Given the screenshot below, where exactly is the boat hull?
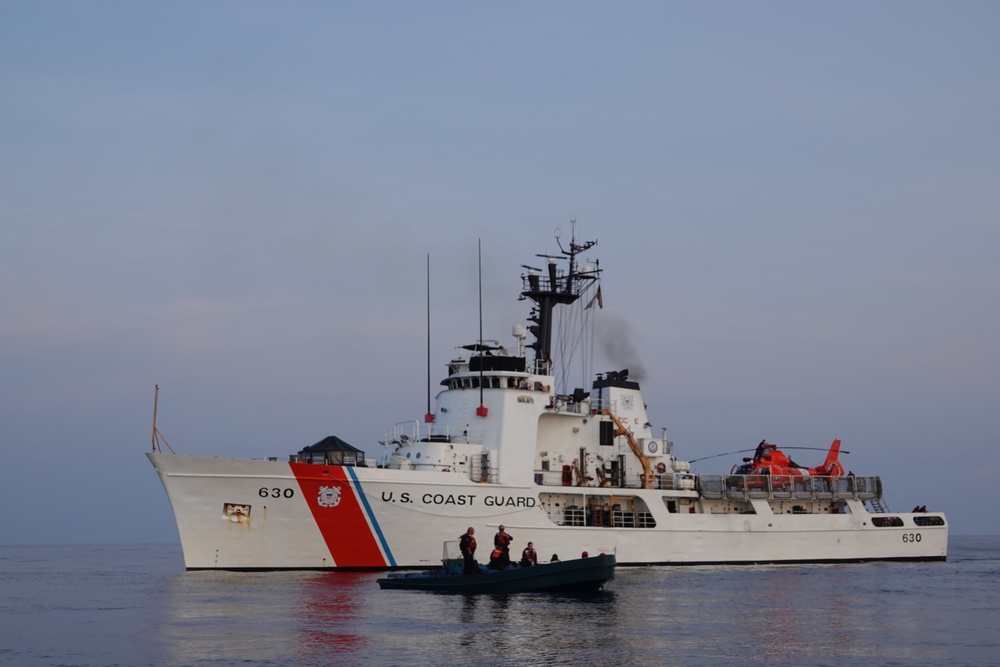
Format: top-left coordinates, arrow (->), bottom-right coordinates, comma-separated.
148,453 -> 948,570
377,554 -> 616,593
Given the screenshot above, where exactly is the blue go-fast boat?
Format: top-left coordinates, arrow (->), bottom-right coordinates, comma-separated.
377,541 -> 615,593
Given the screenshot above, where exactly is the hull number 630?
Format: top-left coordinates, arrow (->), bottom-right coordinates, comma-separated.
259,487 -> 295,498
902,532 -> 922,543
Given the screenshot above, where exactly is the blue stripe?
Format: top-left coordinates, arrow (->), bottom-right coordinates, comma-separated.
345,467 -> 396,567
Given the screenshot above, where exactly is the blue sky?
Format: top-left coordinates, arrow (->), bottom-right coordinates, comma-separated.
2,2 -> 997,543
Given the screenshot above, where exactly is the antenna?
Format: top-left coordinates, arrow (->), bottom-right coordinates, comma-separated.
520,222 -> 600,373
151,384 -> 159,452
424,253 -> 434,423
151,385 -> 176,454
476,239 -> 488,417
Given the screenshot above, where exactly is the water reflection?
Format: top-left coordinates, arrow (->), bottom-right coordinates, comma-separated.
7,541 -> 989,666
155,571 -> 303,664
360,583 -> 620,666
295,572 -> 372,662
457,595 -> 483,650
149,556 -> 971,666
448,590 -> 619,666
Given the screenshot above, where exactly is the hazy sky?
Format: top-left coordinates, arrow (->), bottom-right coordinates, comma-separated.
2,2 -> 998,544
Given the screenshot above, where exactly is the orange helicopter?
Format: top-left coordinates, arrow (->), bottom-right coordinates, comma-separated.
730,439 -> 845,489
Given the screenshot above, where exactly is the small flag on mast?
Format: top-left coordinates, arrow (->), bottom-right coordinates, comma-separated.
585,286 -> 603,309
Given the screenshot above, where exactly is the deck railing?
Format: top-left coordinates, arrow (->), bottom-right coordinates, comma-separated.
531,468 -> 882,503
698,474 -> 882,502
558,505 -> 657,528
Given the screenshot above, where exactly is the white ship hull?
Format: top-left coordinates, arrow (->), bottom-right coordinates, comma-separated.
149,452 -> 947,569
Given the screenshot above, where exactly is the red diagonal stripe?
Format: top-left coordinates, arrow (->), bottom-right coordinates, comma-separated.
290,463 -> 385,567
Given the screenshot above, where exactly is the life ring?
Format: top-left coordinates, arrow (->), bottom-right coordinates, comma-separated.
655,462 -> 667,474
441,467 -> 451,473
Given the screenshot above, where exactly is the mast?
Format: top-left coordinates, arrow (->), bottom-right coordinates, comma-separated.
520,224 -> 599,374
476,239 -> 488,417
424,253 -> 434,423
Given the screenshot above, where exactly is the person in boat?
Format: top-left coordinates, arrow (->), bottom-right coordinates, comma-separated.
488,548 -> 507,570
494,525 -> 513,567
520,541 -> 538,567
459,527 -> 478,575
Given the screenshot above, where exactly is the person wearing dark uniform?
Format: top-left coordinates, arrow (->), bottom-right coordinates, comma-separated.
754,440 -> 768,462
494,525 -> 513,568
520,541 -> 538,567
488,548 -> 506,570
459,527 -> 478,575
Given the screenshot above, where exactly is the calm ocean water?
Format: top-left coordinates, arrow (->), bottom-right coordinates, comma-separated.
1,536 -> 997,667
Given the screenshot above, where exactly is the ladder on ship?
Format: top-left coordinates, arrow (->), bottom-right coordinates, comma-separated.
869,497 -> 889,513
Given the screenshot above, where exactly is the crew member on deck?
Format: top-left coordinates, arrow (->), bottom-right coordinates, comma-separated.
520,541 -> 538,567
754,440 -> 768,461
459,527 -> 478,575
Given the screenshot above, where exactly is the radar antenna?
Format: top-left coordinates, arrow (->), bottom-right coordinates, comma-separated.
519,223 -> 600,373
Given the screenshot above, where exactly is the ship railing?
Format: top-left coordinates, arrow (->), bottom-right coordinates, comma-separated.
533,469 -> 623,487
535,465 -> 616,489
556,505 -> 657,528
698,474 -> 883,502
611,508 -> 657,528
547,395 -> 612,415
563,506 -> 586,526
546,395 -> 613,414
385,422 -> 490,446
532,469 -> 698,491
521,271 -> 587,297
385,420 -> 422,446
533,468 -> 639,488
588,397 -> 613,413
654,474 -> 695,491
550,396 -> 587,414
533,470 -> 565,486
610,509 -> 636,527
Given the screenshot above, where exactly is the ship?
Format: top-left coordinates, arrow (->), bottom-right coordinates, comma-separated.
148,226 -> 948,570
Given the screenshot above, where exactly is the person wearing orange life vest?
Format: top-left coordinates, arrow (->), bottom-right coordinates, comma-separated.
459,527 -> 478,575
520,541 -> 538,567
494,525 -> 513,568
488,548 -> 506,569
